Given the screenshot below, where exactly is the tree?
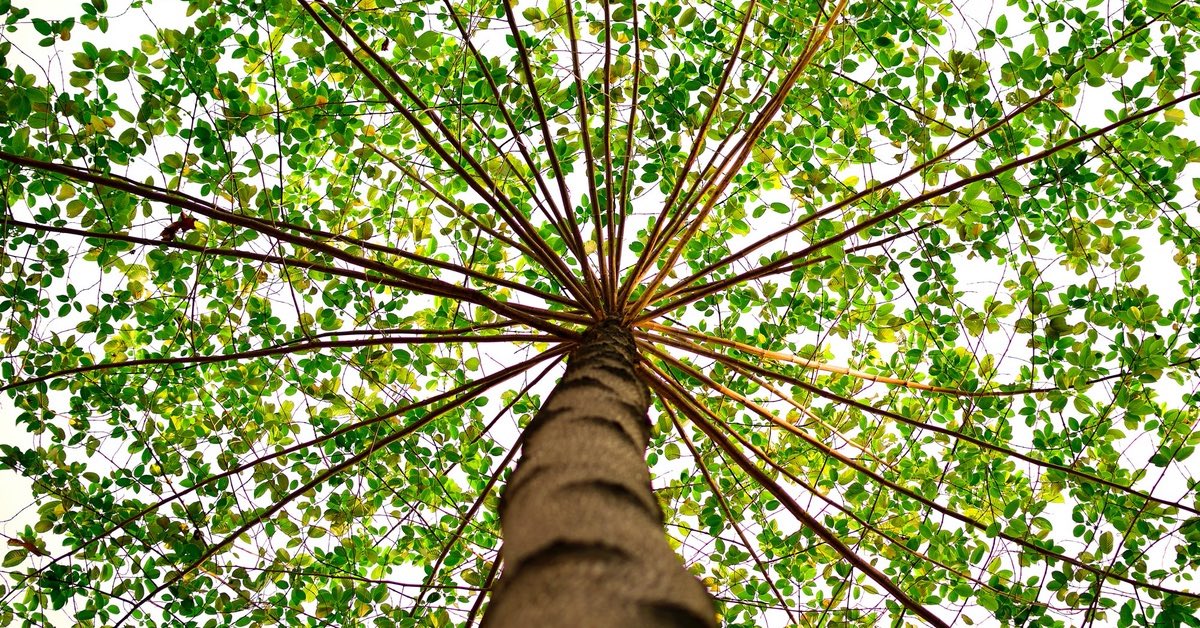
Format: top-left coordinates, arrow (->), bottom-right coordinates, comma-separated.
0,0 -> 1198,625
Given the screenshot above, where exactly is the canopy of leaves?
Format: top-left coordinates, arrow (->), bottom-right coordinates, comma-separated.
1,0 -> 1199,625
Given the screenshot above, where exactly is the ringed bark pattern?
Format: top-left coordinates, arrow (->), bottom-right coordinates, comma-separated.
484,320 -> 717,628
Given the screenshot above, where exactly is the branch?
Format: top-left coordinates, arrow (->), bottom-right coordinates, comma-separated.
21,347 -> 568,585
664,370 -> 1056,615
498,0 -> 598,297
6,216 -> 593,326
647,0 -> 1190,306
411,440 -> 515,613
644,330 -> 1200,517
413,355 -> 565,609
639,87 -> 1200,318
666,403 -> 798,626
601,0 -> 616,312
562,0 -> 610,301
616,0 -> 758,307
641,321 -> 1054,397
1,332 -> 555,393
302,1 -> 600,315
627,0 -> 849,318
643,363 -> 951,628
613,0 -> 643,300
642,341 -> 1200,599
109,342 -> 567,626
439,0 -> 592,276
362,142 -> 548,265
0,151 -> 579,337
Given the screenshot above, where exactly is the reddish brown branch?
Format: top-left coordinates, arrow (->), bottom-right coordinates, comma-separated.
649,1 -> 1190,306
627,0 -> 848,318
613,0 -> 643,301
2,332 -> 555,393
642,363 -> 951,628
666,404 -> 799,626
642,321 -> 1052,397
303,1 -> 600,315
642,341 -> 1200,599
617,0 -> 758,306
643,330 -> 1200,517
663,372 -> 1056,614
497,0 -> 600,299
25,348 -> 567,585
110,344 -> 573,625
0,151 -> 578,337
640,87 -> 1200,318
562,0 -> 611,302
440,0 -> 590,274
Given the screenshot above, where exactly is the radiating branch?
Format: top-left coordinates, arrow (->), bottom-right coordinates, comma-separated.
562,0 -> 611,303
647,0 -> 1190,305
303,1 -> 600,315
1,332 -> 555,393
23,348 -> 567,585
362,143 -> 547,264
641,321 -> 1053,397
666,403 -> 798,626
639,87 -> 1200,319
613,0 -> 643,299
626,0 -> 848,319
109,342 -> 568,626
498,0 -> 599,296
470,355 -> 566,445
0,150 -> 579,337
411,443 -> 515,613
412,356 -> 564,610
661,368 -> 1056,615
5,214 -> 579,319
644,329 -> 1200,517
601,0 -> 616,313
642,342 -> 1200,599
617,0 -> 758,307
439,0 -> 592,278
642,362 -> 951,628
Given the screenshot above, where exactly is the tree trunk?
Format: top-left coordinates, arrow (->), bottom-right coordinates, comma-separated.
483,320 -> 718,627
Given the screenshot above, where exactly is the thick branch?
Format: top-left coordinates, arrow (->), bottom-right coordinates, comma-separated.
666,405 -> 798,626
643,364 -> 950,628
640,87 -> 1200,318
25,348 -> 566,583
649,1 -> 1189,304
643,341 -> 1200,599
0,150 -> 578,337
627,0 -> 848,318
303,1 -> 599,314
2,332 -> 554,393
645,330 -> 1200,517
617,0 -> 758,308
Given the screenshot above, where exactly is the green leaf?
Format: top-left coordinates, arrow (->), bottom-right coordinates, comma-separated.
0,3 -> 1195,627
102,64 -> 128,81
5,90 -> 30,119
415,31 -> 438,49
2,549 -> 26,568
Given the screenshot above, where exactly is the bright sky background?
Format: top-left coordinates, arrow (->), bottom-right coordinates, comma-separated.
2,0 -> 1198,626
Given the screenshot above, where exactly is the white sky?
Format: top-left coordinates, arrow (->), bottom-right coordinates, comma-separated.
2,0 -> 1199,626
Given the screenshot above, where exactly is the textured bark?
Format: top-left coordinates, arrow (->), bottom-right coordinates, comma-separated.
483,320 -> 717,628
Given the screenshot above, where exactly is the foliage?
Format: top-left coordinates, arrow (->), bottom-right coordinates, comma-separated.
1,0 -> 1199,625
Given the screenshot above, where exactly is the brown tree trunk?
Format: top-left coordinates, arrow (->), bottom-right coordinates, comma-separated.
482,320 -> 717,627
